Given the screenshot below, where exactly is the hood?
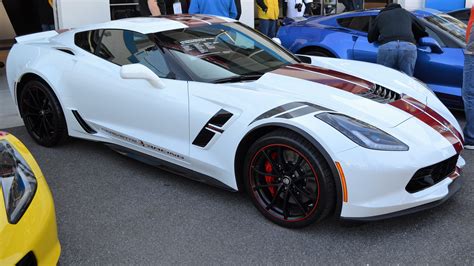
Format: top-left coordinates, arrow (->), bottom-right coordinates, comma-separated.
245,62 -> 428,129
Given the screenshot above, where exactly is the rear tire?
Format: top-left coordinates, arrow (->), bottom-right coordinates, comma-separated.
243,129 -> 335,228
19,80 -> 68,147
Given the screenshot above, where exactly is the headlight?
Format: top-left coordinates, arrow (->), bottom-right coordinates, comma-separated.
0,140 -> 37,224
316,113 -> 409,151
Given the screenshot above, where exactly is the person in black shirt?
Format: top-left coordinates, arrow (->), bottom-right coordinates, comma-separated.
368,4 -> 427,76
36,0 -> 54,31
139,0 -> 165,16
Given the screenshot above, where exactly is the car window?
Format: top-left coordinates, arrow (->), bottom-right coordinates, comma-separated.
74,30 -> 103,54
450,10 -> 470,21
424,13 -> 466,44
96,29 -> 172,78
337,16 -> 372,33
154,22 -> 299,83
424,27 -> 446,47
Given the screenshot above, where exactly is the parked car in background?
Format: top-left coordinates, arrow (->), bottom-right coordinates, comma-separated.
447,8 -> 470,24
278,9 -> 467,109
0,132 -> 60,265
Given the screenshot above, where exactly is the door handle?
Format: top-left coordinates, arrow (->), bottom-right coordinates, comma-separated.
352,36 -> 359,42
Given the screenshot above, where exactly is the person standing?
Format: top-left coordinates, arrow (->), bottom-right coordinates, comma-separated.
462,4 -> 474,149
256,0 -> 279,38
36,0 -> 54,31
340,0 -> 355,12
234,0 -> 242,20
139,0 -> 165,16
284,0 -> 312,19
189,0 -> 238,19
368,3 -> 427,77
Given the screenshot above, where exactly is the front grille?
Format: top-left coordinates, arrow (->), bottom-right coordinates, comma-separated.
406,155 -> 458,193
357,84 -> 401,103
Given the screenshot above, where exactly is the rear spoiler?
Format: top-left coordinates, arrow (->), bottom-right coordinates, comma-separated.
15,30 -> 59,44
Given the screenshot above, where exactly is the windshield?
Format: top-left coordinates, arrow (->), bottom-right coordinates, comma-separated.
424,13 -> 467,43
153,23 -> 299,83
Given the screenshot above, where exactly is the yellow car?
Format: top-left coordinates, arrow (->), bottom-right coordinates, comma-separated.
0,132 -> 60,265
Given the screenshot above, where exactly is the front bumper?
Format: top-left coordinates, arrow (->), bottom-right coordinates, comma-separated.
335,141 -> 464,220
0,134 -> 60,266
341,173 -> 462,222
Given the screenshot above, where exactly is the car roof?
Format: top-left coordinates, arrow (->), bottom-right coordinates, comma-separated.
69,14 -> 235,35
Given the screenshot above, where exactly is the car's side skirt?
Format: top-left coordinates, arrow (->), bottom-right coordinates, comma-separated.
105,143 -> 237,192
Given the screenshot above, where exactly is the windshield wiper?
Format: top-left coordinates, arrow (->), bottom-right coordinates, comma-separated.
212,74 -> 263,84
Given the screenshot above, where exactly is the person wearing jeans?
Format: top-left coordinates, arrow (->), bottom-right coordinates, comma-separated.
463,4 -> 474,149
256,0 -> 279,38
368,3 -> 427,76
377,41 -> 417,76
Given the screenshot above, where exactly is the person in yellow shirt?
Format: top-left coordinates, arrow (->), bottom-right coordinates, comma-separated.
256,0 -> 280,38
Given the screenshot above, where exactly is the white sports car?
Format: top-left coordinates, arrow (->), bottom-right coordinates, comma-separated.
6,15 -> 464,228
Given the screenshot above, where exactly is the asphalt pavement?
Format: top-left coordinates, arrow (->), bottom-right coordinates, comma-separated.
3,122 -> 474,265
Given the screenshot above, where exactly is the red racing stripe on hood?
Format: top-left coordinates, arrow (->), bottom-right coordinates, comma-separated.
291,64 -> 375,89
162,14 -> 227,27
271,64 -> 371,94
390,97 -> 463,153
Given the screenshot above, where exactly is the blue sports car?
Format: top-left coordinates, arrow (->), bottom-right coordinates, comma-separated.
278,9 -> 467,109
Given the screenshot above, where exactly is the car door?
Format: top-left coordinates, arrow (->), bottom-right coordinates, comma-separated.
67,29 -> 190,162
347,15 -> 379,62
414,26 -> 464,104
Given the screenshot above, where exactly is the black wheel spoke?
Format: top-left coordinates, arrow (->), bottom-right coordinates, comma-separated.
290,156 -> 304,173
28,89 -> 40,107
265,185 -> 283,210
251,166 -> 278,177
289,190 -> 307,215
23,112 -> 40,117
294,175 -> 314,183
283,189 -> 290,220
253,183 -> 279,191
43,117 -> 55,132
294,185 -> 313,199
23,100 -> 40,111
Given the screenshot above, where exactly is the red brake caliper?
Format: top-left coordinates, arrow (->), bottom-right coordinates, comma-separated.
264,152 -> 278,196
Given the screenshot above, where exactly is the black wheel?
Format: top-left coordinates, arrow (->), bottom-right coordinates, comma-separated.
19,80 -> 68,147
303,49 -> 334,58
244,130 -> 335,228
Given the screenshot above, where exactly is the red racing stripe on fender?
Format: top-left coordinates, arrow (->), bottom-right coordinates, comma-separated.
163,14 -> 227,27
271,65 -> 370,94
402,97 -> 464,142
390,97 -> 463,153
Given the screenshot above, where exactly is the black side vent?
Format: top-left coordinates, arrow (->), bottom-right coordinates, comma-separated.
56,48 -> 75,55
192,109 -> 234,148
357,84 -> 401,104
72,110 -> 97,134
192,129 -> 215,147
208,109 -> 233,127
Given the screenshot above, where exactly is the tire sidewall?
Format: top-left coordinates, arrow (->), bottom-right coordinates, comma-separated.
20,80 -> 67,147
243,132 -> 334,228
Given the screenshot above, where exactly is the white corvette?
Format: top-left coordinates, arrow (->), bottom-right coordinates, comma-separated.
6,15 -> 465,228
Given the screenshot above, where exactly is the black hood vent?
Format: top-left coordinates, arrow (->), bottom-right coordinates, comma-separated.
357,84 -> 401,104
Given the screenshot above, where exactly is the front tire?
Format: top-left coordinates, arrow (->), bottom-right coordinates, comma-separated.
244,130 -> 335,228
19,80 -> 68,147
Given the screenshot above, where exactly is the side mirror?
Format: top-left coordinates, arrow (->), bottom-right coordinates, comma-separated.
418,37 -> 443,54
120,64 -> 165,89
272,37 -> 282,45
